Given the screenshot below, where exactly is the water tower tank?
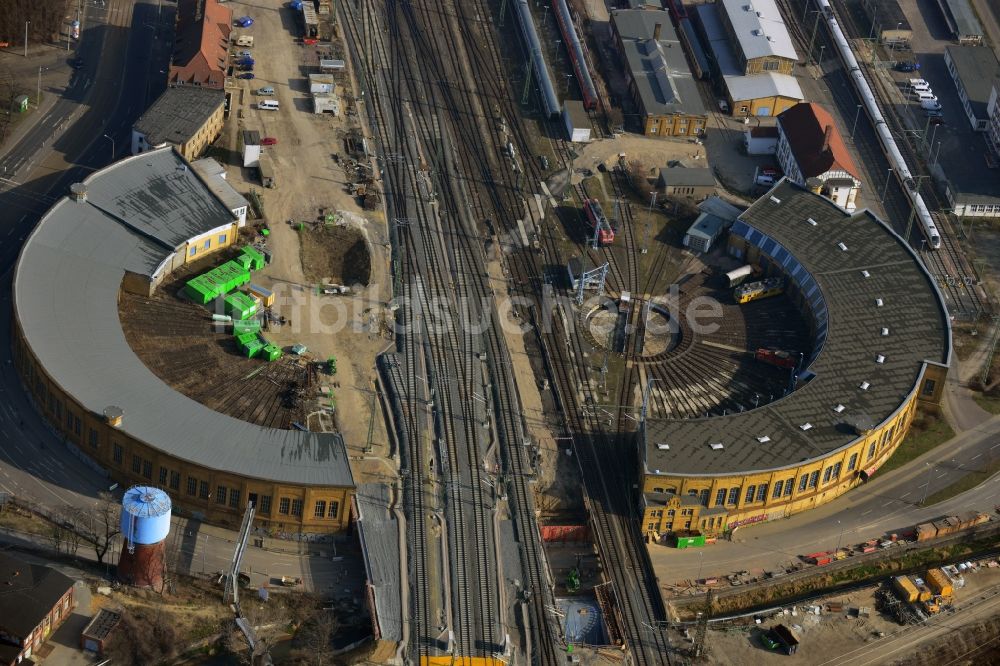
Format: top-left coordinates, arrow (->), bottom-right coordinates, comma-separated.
117,486 -> 171,590
120,486 -> 172,545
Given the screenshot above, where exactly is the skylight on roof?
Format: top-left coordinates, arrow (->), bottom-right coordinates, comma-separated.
881,327 -> 890,336
710,442 -> 724,450
657,443 -> 670,450
838,242 -> 848,251
833,404 -> 845,413
799,423 -> 813,431
806,217 -> 817,226
875,298 -> 884,307
859,381 -> 871,391
769,195 -> 781,204
876,354 -> 885,364
756,435 -> 771,443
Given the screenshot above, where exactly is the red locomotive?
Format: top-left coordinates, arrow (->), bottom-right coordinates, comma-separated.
584,198 -> 615,245
755,348 -> 798,369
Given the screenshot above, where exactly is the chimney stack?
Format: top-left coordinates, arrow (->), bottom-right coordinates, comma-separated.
70,183 -> 87,202
653,23 -> 662,41
822,125 -> 833,153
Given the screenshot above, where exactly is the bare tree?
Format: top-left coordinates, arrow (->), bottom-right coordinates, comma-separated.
53,505 -> 81,557
78,491 -> 120,564
288,609 -> 339,666
625,160 -> 654,200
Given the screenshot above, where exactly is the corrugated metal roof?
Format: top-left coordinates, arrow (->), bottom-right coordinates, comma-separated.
354,483 -> 401,641
644,180 -> 950,476
719,0 -> 798,62
940,0 -> 983,39
14,148 -> 354,488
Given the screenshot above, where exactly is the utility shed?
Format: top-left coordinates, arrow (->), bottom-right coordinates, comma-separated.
241,129 -> 261,168
683,211 -> 728,252
309,73 -> 335,94
563,100 -> 591,142
81,608 -> 122,656
658,166 -> 716,200
861,0 -> 912,46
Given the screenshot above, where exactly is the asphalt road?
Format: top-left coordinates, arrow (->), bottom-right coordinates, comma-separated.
0,0 -> 361,597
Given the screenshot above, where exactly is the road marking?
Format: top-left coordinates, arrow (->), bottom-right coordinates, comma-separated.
862,509 -> 873,516
992,443 -> 1000,450
900,492 -> 910,498
937,473 -> 947,478
972,453 -> 982,460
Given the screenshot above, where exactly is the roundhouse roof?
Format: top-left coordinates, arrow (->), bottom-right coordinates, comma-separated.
644,180 -> 950,476
14,148 -> 353,488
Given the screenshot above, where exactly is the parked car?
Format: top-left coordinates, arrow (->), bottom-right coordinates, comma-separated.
895,61 -> 919,72
237,50 -> 252,58
761,167 -> 779,177
261,137 -> 278,146
921,99 -> 942,111
69,57 -> 84,69
237,73 -> 255,80
929,115 -> 945,126
235,16 -> 253,27
756,174 -> 775,186
257,86 -> 275,96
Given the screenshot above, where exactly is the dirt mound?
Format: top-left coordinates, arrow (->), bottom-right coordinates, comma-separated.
299,224 -> 371,286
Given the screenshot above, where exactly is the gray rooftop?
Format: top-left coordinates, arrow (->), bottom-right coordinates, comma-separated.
354,483 -> 402,642
191,158 -> 250,214
946,46 -> 1000,119
644,180 -> 950,476
939,0 -> 983,39
719,0 -> 798,62
660,166 -> 717,188
564,100 -> 590,127
612,10 -> 707,118
133,86 -> 224,148
697,4 -> 803,104
685,213 -> 727,242
14,148 -> 354,487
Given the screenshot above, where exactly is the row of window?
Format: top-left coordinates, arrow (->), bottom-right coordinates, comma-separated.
653,426 -> 908,509
31,367 -> 343,522
188,233 -> 229,257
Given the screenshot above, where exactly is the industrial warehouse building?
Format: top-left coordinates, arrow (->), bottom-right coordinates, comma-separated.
657,165 -> 716,201
13,147 -> 355,534
640,180 -> 950,540
935,0 -> 984,45
0,553 -> 76,665
944,46 -> 1000,132
611,9 -> 707,138
695,0 -> 804,117
170,0 -> 231,88
131,86 -> 226,160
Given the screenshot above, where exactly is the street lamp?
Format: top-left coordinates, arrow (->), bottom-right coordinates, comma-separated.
835,519 -> 845,553
24,20 -> 29,58
881,167 -> 893,203
850,103 -> 862,139
102,133 -> 115,162
36,66 -> 48,106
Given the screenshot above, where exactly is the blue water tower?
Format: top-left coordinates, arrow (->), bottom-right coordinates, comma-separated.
117,486 -> 172,589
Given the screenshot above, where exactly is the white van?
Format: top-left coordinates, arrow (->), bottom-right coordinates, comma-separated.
908,78 -> 929,90
258,100 -> 279,111
237,35 -> 254,47
917,92 -> 938,102
257,86 -> 275,96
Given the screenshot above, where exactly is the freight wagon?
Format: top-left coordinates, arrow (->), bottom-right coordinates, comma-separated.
723,264 -> 752,287
583,198 -> 615,245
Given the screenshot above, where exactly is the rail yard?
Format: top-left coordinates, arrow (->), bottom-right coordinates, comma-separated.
4,0 -> 1000,664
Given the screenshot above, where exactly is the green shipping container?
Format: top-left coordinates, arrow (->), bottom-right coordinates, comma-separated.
224,292 -> 258,320
185,279 -> 216,304
232,318 -> 262,335
262,344 -> 282,361
240,245 -> 266,271
675,535 -> 707,549
236,332 -> 265,358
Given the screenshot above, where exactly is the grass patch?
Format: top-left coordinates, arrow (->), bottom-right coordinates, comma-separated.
877,415 -> 954,476
973,394 -> 1000,414
923,457 -> 1000,506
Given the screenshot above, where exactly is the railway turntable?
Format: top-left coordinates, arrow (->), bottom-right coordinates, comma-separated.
638,180 -> 950,541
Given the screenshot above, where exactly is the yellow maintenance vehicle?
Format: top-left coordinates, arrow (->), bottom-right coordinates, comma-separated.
734,277 -> 784,304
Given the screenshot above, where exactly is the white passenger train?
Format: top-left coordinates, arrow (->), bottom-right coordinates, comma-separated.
817,0 -> 940,249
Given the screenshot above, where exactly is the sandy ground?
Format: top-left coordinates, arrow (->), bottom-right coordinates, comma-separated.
208,0 -> 393,473
696,560 -> 1000,665
567,134 -> 708,187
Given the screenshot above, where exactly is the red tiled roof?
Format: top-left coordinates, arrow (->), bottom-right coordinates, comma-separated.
777,103 -> 859,180
169,0 -> 232,89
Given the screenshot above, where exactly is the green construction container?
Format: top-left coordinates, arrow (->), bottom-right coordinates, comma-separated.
240,245 -> 266,271
233,253 -> 252,270
262,344 -> 283,361
232,318 -> 262,335
224,292 -> 258,320
236,332 -> 265,358
674,534 -> 707,549
185,278 -> 217,304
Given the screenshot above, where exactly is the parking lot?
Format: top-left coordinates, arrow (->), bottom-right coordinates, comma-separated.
210,1 -> 395,469
884,0 -> 999,209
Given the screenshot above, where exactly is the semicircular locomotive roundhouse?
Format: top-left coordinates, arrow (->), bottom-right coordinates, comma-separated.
640,180 -> 950,538
13,147 -> 354,534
